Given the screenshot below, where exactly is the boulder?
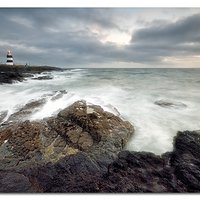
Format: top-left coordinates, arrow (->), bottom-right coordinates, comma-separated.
0,100 -> 134,171
0,100 -> 134,192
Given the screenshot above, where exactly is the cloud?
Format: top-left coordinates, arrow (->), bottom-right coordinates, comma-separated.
0,8 -> 200,67
127,14 -> 200,65
132,14 -> 200,44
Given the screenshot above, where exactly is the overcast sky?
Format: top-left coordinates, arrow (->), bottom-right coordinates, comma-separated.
0,8 -> 200,68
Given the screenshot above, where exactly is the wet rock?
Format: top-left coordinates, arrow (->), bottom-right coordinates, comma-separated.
0,64 -> 62,84
20,131 -> 200,193
51,90 -> 67,101
0,172 -> 32,192
53,136 -> 64,147
97,151 -> 172,192
0,128 -> 12,146
5,99 -> 46,125
22,73 -> 34,78
1,121 -> 42,158
2,100 -> 200,193
66,126 -> 82,144
0,100 -> 134,172
96,131 -> 200,193
0,71 -> 24,84
32,75 -> 53,80
0,110 -> 8,124
78,132 -> 93,150
170,130 -> 200,192
154,99 -> 187,109
23,152 -> 102,192
58,101 -> 134,148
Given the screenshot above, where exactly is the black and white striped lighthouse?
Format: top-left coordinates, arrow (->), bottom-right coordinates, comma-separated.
6,50 -> 14,65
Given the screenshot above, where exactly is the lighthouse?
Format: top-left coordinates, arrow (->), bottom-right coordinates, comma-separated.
6,50 -> 14,65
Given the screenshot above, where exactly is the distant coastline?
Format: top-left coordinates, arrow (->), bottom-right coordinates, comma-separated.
0,64 -> 63,73
0,64 -> 63,84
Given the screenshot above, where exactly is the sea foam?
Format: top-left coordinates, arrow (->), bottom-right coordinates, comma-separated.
1,68 -> 200,155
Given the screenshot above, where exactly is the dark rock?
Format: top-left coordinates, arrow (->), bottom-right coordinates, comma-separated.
22,73 -> 34,78
4,130 -> 200,193
98,151 -> 171,192
170,131 -> 200,192
0,71 -> 24,84
6,98 -> 46,124
96,131 -> 200,193
0,64 -> 63,84
173,130 -> 200,157
0,101 -> 134,191
31,152 -> 102,192
32,75 -> 53,80
0,172 -> 32,192
154,99 -> 187,109
0,100 -> 200,193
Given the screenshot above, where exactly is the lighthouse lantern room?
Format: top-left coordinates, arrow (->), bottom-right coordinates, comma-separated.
6,50 -> 14,65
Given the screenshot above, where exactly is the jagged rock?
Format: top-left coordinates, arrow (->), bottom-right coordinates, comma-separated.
13,131 -> 199,193
0,121 -> 43,159
95,131 -> 200,193
96,151 -> 177,192
0,100 -> 134,171
2,90 -> 67,126
0,100 -> 134,192
154,99 -> 187,109
1,99 -> 200,193
170,131 -> 200,192
5,99 -> 46,125
58,101 -> 133,148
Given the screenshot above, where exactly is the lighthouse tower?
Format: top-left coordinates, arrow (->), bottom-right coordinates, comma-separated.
6,50 -> 14,65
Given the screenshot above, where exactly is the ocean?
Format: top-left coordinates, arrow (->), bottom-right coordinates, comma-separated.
0,68 -> 200,155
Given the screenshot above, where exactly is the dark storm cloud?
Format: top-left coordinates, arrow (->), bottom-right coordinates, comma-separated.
0,8 -> 200,67
132,14 -> 200,44
0,8 -> 120,31
0,8 -> 125,66
128,14 -> 200,64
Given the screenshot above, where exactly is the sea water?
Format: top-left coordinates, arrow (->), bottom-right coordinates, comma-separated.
0,68 -> 200,155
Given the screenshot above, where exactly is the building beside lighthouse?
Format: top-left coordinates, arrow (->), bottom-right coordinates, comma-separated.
6,50 -> 13,65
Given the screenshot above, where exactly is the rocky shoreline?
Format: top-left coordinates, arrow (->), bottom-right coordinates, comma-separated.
0,99 -> 200,193
0,64 -> 63,84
